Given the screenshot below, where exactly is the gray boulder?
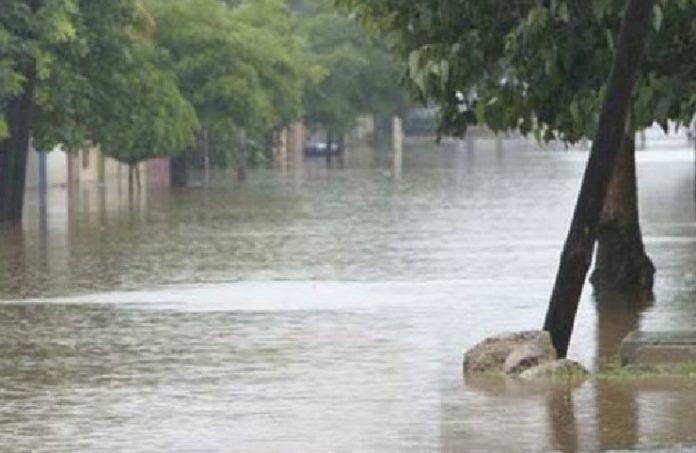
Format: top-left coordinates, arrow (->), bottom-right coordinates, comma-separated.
463,330 -> 556,374
504,342 -> 556,375
518,359 -> 589,380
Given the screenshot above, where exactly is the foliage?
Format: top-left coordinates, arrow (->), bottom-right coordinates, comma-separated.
1,0 -> 410,170
292,0 -> 407,135
147,0 -> 322,167
0,0 -> 79,139
337,0 -> 696,142
149,0 -> 314,133
1,0 -> 198,163
91,44 -> 199,165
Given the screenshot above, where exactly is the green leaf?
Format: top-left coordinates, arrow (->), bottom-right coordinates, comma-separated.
591,0 -> 609,20
0,118 -> 8,139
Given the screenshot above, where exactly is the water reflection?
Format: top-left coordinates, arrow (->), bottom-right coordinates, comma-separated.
594,290 -> 654,369
0,139 -> 694,451
593,291 -> 649,450
547,384 -> 578,452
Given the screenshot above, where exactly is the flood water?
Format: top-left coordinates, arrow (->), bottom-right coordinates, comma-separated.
1,138 -> 695,452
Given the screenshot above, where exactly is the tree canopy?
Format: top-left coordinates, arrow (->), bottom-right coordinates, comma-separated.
292,0 -> 407,135
1,0 -> 408,162
1,0 -> 199,166
1,0 -> 410,220
337,0 -> 696,142
148,0 -> 317,137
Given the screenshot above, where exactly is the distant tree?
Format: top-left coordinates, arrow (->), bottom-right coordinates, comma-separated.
148,0 -> 318,182
337,0 -> 696,292
1,0 -> 77,222
0,0 -> 199,221
292,0 -> 407,143
94,46 -> 199,190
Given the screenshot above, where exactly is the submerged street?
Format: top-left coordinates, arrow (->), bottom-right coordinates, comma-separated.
1,139 -> 695,451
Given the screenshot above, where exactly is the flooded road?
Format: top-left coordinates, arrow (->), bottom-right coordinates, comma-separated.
1,139 -> 695,451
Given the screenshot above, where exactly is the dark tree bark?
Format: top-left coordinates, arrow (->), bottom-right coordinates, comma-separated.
170,155 -> 188,187
235,128 -> 247,182
202,125 -> 210,186
325,130 -> 333,166
128,163 -> 136,194
0,1 -> 44,223
590,135 -> 655,292
542,0 -> 655,358
0,66 -> 37,223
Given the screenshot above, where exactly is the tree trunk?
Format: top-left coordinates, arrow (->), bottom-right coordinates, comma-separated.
542,0 -> 654,358
325,130 -> 333,166
0,68 -> 37,223
128,163 -> 135,194
392,116 -> 403,177
202,125 -> 210,186
590,135 -> 655,292
235,128 -> 247,182
135,163 -> 141,191
0,1 -> 41,224
170,155 -> 188,187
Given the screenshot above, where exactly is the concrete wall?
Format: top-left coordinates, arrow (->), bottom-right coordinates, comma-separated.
145,158 -> 170,187
25,146 -> 170,192
25,146 -> 69,189
352,115 -> 375,142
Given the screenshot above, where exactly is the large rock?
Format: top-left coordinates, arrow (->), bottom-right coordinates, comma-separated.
518,359 -> 589,380
504,342 -> 556,375
463,330 -> 556,374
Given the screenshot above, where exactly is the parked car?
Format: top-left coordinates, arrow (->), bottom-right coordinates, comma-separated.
304,140 -> 341,156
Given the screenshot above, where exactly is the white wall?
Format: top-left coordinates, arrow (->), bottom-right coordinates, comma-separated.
25,146 -> 68,189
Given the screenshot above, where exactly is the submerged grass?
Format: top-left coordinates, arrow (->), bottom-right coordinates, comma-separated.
596,361 -> 696,380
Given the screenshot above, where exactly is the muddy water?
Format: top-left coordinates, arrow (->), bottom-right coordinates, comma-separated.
0,139 -> 695,452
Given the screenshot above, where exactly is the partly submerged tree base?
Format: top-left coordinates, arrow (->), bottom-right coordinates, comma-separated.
590,221 -> 655,293
590,130 -> 654,294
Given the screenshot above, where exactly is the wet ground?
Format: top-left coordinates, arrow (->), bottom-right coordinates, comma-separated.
0,138 -> 695,451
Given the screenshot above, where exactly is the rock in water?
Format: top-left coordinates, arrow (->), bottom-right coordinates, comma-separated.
504,342 -> 556,375
518,359 -> 589,380
463,330 -> 556,374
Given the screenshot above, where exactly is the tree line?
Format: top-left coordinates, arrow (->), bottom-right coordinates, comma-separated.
0,0 -> 406,222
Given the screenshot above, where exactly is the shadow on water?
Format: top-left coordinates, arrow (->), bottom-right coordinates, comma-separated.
594,289 -> 654,370
0,226 -> 27,298
547,384 -> 579,452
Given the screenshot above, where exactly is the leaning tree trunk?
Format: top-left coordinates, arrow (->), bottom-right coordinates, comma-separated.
0,66 -> 37,223
542,0 -> 654,358
590,135 -> 655,292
